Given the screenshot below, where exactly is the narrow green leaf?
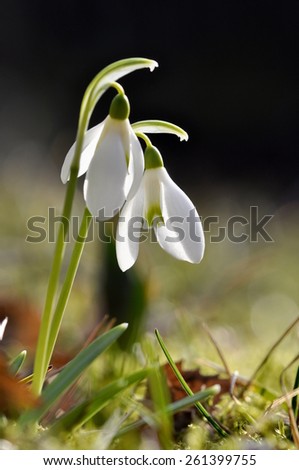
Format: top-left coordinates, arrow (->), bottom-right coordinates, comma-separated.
9,350 -> 27,375
52,369 -> 149,432
20,323 -> 128,424
144,336 -> 173,449
292,366 -> 299,420
167,385 -> 221,413
132,120 -> 188,141
155,329 -> 229,438
77,369 -> 147,430
117,385 -> 221,437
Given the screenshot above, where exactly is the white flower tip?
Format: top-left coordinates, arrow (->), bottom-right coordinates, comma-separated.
192,243 -> 205,264
195,252 -> 205,264
116,239 -> 139,272
178,249 -> 204,265
0,316 -> 8,341
117,253 -> 136,272
212,384 -> 221,394
60,168 -> 68,184
179,132 -> 189,142
120,265 -> 129,273
149,60 -> 159,71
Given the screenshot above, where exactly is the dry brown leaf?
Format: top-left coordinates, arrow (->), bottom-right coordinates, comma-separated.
0,297 -> 40,355
163,361 -> 232,403
162,361 -> 234,433
0,353 -> 38,417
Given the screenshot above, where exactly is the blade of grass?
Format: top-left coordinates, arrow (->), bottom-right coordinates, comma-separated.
280,354 -> 299,448
265,387 -> 299,413
292,366 -> 299,421
202,323 -> 231,377
51,369 -> 149,432
144,335 -> 173,449
76,370 -> 148,431
20,323 -> 128,425
240,316 -> 299,396
155,329 -> 229,438
41,318 -> 115,424
9,350 -> 27,375
117,385 -> 221,437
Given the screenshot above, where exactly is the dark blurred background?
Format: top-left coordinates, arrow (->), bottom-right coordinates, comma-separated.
0,0 -> 298,201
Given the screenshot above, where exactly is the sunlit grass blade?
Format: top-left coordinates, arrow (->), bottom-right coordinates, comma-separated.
51,369 -> 149,432
144,335 -> 173,449
240,316 -> 299,396
9,350 -> 27,375
117,385 -> 221,437
20,323 -> 128,424
167,384 -> 221,413
279,354 -> 299,448
292,366 -> 299,421
155,329 -> 229,438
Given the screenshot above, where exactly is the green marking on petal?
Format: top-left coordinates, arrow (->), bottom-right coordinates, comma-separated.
144,146 -> 164,170
146,204 -> 163,227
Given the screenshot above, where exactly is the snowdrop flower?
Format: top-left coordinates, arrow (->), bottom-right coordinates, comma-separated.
116,146 -> 205,271
61,93 -> 144,219
0,317 -> 8,341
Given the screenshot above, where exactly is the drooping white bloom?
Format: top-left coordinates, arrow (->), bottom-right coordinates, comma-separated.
61,94 -> 144,219
116,146 -> 205,271
0,317 -> 8,341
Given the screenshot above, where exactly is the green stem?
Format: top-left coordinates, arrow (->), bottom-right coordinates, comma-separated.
134,131 -> 152,148
31,59 -> 157,396
155,329 -> 229,438
31,166 -> 81,396
32,83 -> 126,396
44,207 -> 92,375
31,89 -> 91,397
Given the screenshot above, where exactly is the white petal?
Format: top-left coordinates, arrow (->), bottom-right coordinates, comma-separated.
84,127 -> 128,219
125,128 -> 144,200
116,186 -> 144,272
60,121 -> 105,183
155,168 -> 205,263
